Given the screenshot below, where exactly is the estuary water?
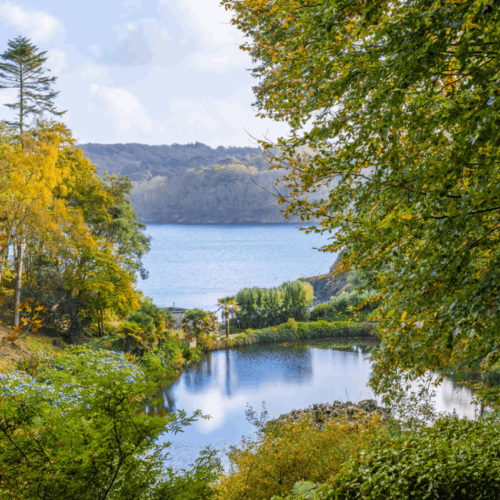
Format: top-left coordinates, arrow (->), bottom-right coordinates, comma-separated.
138,224 -> 334,311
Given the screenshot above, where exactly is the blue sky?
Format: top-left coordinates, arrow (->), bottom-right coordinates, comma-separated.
0,0 -> 289,146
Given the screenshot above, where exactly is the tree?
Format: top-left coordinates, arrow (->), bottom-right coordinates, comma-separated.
217,296 -> 241,338
235,281 -> 313,329
0,131 -> 89,326
222,0 -> 500,404
0,37 -> 65,134
12,121 -> 151,343
181,309 -> 217,349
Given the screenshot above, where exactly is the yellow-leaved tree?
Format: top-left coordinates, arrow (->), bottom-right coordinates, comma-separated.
0,131 -> 91,327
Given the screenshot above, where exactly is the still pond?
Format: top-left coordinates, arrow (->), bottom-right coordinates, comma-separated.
149,340 -> 478,468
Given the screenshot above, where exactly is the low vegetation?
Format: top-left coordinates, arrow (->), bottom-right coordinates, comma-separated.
0,342 -> 220,499
215,413 -> 385,500
206,319 -> 372,352
310,290 -> 379,323
264,417 -> 500,500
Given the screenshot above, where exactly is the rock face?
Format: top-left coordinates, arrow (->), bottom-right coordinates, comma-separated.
299,254 -> 349,306
271,400 -> 389,428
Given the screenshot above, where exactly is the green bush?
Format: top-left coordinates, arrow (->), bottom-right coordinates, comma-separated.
327,417 -> 500,499
272,417 -> 500,500
236,281 -> 314,329
253,320 -> 369,344
0,348 -> 220,499
310,291 -> 379,322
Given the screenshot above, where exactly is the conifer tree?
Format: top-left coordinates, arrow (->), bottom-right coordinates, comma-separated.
0,36 -> 65,134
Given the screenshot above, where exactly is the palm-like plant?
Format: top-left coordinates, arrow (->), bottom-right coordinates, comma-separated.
181,309 -> 216,348
217,296 -> 241,338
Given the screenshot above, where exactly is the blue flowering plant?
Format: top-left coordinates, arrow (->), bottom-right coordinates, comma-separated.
0,348 -> 220,499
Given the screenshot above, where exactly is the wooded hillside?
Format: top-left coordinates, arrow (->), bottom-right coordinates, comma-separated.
80,142 -> 308,224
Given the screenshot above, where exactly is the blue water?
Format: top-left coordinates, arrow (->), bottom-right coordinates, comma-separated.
138,224 -> 335,311
152,341 -> 478,469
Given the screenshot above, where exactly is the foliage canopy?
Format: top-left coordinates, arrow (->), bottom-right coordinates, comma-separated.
222,0 -> 500,403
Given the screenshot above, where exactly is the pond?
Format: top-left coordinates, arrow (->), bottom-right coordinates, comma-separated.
150,340 -> 479,469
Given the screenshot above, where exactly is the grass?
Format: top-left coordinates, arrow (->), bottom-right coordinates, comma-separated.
0,327 -> 67,374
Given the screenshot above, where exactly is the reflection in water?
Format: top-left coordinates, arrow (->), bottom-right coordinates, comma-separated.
153,340 -> 478,468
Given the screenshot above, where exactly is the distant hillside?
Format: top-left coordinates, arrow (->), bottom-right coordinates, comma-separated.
79,142 -> 322,225
80,142 -> 264,182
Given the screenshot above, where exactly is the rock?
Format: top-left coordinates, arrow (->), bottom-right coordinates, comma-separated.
269,399 -> 389,428
299,254 -> 349,306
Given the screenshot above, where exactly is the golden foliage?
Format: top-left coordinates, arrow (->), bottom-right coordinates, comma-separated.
215,413 -> 386,500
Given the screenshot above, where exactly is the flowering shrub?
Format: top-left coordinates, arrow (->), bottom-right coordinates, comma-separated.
0,348 -> 220,499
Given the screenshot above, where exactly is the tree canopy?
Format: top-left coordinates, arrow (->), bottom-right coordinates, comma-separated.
0,37 -> 64,133
222,0 -> 500,403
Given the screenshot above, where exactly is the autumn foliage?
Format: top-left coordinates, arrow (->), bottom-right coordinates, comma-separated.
215,413 -> 385,500
222,0 -> 500,405
0,121 -> 148,343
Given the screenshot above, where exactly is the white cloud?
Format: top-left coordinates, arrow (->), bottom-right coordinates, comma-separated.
123,0 -> 141,9
101,18 -> 196,68
89,84 -> 154,138
0,2 -> 65,42
89,44 -> 102,57
159,0 -> 249,72
0,87 -> 17,122
47,48 -> 67,76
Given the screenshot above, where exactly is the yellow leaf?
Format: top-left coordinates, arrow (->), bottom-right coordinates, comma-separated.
401,311 -> 407,321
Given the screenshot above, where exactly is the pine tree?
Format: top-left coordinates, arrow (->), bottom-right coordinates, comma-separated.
0,36 -> 65,134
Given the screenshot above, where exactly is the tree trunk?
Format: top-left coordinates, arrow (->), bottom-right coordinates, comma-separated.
0,244 -> 8,287
225,309 -> 230,338
14,241 -> 26,327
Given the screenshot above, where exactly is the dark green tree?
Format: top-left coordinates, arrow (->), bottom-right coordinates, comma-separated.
0,36 -> 65,133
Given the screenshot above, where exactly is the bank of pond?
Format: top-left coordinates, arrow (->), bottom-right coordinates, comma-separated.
204,319 -> 374,351
0,324 -> 498,500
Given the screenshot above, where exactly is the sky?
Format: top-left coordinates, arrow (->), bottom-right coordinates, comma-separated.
0,0 -> 290,146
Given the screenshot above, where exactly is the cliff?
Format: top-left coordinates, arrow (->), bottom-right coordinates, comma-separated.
299,254 -> 348,305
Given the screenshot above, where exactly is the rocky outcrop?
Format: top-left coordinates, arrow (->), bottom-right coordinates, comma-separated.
270,400 -> 389,428
299,254 -> 349,306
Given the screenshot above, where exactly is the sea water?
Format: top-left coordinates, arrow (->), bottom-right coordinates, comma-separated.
138,224 -> 335,312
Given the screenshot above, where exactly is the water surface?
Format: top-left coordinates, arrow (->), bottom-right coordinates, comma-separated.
139,224 -> 334,311
152,341 -> 478,468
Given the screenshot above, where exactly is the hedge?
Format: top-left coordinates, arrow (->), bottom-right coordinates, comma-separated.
326,417 -> 500,500
205,320 -> 374,352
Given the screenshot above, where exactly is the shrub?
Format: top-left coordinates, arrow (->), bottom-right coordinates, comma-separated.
115,299 -> 175,355
254,321 -> 369,344
310,291 -> 379,322
326,416 -> 500,500
215,414 -> 385,500
236,281 -> 314,329
0,348 -> 220,499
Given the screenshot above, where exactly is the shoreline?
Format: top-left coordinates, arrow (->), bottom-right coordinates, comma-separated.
199,321 -> 375,352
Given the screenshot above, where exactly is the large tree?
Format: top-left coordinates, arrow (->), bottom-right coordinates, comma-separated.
223,0 -> 500,404
0,37 -> 66,325
0,36 -> 65,134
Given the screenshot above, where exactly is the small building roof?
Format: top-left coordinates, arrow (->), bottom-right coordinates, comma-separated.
163,307 -> 190,313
